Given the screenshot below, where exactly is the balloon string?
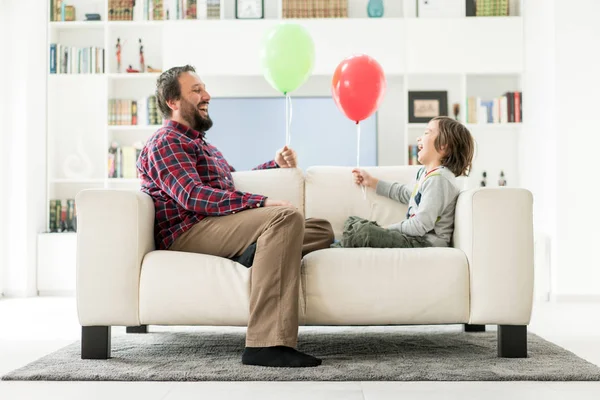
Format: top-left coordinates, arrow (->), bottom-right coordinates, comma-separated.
285,93 -> 293,147
357,121 -> 366,200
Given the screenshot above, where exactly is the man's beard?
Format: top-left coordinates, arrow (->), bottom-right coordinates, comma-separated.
181,97 -> 213,133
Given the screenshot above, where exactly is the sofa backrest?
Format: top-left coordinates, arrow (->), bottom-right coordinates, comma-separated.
232,168 -> 305,214
305,166 -> 421,239
232,166 -> 423,239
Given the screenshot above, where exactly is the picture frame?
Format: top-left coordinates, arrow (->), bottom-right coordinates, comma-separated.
408,91 -> 448,123
235,0 -> 264,19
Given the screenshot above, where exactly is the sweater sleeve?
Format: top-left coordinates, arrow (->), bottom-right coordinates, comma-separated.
389,175 -> 455,237
376,180 -> 412,205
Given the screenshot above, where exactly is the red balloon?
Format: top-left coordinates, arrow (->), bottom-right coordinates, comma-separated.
331,54 -> 386,122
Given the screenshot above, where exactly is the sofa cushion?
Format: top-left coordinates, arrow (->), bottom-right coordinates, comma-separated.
139,250 -> 309,325
304,166 -> 421,238
300,248 -> 470,325
139,250 -> 251,325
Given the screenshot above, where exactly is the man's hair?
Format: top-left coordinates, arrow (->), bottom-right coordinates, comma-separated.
155,65 -> 196,119
431,116 -> 475,177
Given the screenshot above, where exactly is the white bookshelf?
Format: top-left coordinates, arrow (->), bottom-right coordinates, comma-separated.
42,0 -> 523,292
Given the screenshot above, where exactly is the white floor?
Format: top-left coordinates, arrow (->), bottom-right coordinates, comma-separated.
1,297 -> 599,399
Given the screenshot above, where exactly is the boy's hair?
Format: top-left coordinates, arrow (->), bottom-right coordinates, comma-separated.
431,116 -> 475,177
155,65 -> 196,119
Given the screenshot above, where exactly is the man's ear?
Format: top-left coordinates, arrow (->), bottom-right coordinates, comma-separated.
166,98 -> 179,113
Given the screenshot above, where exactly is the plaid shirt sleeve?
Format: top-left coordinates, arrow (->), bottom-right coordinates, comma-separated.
253,160 -> 279,170
226,160 -> 280,172
147,136 -> 266,216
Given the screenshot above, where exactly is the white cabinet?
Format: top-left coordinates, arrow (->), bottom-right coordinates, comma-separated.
37,233 -> 77,295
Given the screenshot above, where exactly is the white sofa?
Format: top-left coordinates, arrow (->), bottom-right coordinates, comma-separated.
76,166 -> 534,359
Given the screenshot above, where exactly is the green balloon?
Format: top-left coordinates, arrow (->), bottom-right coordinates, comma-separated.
261,23 -> 315,94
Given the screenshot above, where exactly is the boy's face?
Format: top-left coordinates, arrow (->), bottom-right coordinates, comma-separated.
417,120 -> 445,166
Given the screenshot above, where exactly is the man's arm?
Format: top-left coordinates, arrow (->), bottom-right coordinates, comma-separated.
253,160 -> 279,170
147,137 -> 266,215
226,160 -> 278,173
388,176 -> 454,236
376,180 -> 412,205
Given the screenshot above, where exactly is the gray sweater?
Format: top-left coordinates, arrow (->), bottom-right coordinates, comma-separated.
375,166 -> 460,247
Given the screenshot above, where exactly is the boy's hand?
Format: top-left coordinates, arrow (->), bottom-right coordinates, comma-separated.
352,168 -> 378,190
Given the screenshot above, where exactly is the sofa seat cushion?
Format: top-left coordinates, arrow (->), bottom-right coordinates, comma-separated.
139,250 -> 251,325
301,248 -> 470,325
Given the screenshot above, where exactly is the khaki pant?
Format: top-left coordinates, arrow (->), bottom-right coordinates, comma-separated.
170,206 -> 334,348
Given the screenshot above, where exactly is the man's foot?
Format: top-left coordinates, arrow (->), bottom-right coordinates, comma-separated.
242,346 -> 322,367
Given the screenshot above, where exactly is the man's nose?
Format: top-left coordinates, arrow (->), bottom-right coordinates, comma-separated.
203,91 -> 211,101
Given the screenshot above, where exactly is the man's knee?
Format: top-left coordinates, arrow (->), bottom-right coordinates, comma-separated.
271,206 -> 304,230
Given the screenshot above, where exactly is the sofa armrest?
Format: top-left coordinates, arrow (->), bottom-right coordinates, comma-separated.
75,189 -> 155,326
453,188 -> 534,325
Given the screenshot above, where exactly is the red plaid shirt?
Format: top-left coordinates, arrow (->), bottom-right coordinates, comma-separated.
137,120 -> 278,250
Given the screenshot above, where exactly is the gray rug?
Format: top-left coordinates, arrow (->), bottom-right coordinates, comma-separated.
3,325 -> 600,381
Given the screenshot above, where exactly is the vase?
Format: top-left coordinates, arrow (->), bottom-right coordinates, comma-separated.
367,0 -> 384,18
63,137 -> 93,179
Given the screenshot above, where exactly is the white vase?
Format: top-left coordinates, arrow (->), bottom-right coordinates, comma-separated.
63,137 -> 93,179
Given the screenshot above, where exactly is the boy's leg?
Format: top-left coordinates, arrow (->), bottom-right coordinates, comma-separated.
169,206 -> 304,348
342,217 -> 430,248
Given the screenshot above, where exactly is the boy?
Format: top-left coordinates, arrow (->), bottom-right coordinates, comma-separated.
337,116 -> 475,248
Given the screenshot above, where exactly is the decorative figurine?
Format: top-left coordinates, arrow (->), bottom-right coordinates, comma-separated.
147,65 -> 162,73
126,65 -> 140,73
139,38 -> 145,73
116,38 -> 122,73
498,170 -> 507,186
480,171 -> 487,187
453,103 -> 460,120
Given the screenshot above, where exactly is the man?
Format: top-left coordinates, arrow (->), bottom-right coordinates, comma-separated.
136,65 -> 334,368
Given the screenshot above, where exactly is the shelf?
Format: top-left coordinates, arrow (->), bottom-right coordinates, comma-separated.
49,21 -> 105,30
406,123 -> 522,129
108,178 -> 141,184
466,123 -> 522,129
49,73 -> 106,78
51,178 -> 105,184
163,18 -> 407,76
108,73 -> 161,80
108,21 -> 165,27
108,125 -> 162,131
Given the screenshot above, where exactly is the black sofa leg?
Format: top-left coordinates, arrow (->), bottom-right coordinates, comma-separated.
498,325 -> 527,358
81,326 -> 111,359
126,325 -> 148,334
464,324 -> 486,332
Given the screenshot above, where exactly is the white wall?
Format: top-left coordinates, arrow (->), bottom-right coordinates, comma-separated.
521,0 -> 558,297
0,0 -> 7,295
0,0 -> 48,296
523,0 -> 600,298
553,0 -> 600,297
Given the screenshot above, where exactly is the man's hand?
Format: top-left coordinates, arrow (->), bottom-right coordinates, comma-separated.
275,146 -> 298,168
352,168 -> 378,190
264,199 -> 293,208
